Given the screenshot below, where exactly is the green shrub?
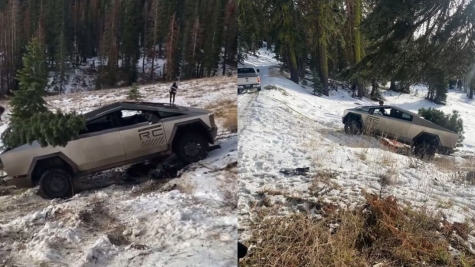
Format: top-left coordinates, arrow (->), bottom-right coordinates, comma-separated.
418,108 -> 464,144
312,70 -> 324,95
127,84 -> 142,101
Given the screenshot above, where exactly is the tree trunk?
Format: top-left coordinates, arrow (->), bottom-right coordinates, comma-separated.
288,50 -> 299,84
316,1 -> 329,96
370,79 -> 376,97
289,60 -> 299,84
389,80 -> 396,91
318,41 -> 329,96
470,84 -> 474,99
150,53 -> 155,80
222,33 -> 227,76
355,0 -> 364,97
298,56 -> 306,80
354,0 -> 362,64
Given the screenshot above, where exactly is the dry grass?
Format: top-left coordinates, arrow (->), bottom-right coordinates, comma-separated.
309,169 -> 340,196
357,147 -> 369,161
436,198 -> 455,209
241,194 -> 475,267
433,156 -> 459,173
255,188 -> 327,211
379,151 -> 396,167
218,161 -> 238,209
205,99 -> 237,133
408,157 -> 421,169
378,168 -> 398,187
223,108 -> 238,133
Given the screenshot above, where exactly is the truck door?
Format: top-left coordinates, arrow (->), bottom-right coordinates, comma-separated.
80,113 -> 126,169
118,111 -> 169,160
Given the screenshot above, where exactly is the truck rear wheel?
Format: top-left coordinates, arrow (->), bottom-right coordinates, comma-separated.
39,168 -> 73,199
175,133 -> 209,163
414,142 -> 436,160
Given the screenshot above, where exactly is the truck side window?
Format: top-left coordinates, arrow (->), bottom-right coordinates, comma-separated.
401,112 -> 413,122
80,115 -> 117,135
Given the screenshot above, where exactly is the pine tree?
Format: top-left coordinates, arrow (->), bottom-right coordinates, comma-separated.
127,84 -> 142,101
2,37 -> 85,149
121,0 -> 140,85
52,0 -> 71,94
426,66 -> 448,104
222,0 -> 237,76
0,0 -> 236,95
312,69 -> 324,96
418,108 -> 464,144
148,0 -> 166,81
9,37 -> 49,121
165,13 -> 179,81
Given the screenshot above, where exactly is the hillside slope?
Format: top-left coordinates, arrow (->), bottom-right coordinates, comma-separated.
238,49 -> 475,248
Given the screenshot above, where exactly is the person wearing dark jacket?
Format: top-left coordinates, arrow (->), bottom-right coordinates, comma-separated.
170,81 -> 178,105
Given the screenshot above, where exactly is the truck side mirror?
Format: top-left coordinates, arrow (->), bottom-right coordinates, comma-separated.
256,69 -> 260,73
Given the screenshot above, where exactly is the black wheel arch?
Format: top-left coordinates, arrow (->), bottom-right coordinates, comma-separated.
343,113 -> 363,125
412,132 -> 441,148
28,152 -> 78,186
170,119 -> 214,151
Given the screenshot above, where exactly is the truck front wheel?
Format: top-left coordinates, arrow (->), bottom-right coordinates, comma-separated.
39,168 -> 73,199
344,120 -> 362,135
175,133 -> 209,163
414,142 -> 437,160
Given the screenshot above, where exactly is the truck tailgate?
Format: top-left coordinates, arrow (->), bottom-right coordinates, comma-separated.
238,76 -> 259,85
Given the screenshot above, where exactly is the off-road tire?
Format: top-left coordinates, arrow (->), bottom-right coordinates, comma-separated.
344,120 -> 362,135
39,168 -> 73,199
238,88 -> 242,95
414,142 -> 437,160
175,133 -> 209,163
257,86 -> 261,92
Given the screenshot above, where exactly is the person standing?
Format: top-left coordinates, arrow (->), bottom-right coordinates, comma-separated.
170,81 -> 178,105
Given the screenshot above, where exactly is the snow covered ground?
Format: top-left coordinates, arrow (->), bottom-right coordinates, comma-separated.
0,76 -> 237,267
47,51 -> 236,94
238,48 -> 475,247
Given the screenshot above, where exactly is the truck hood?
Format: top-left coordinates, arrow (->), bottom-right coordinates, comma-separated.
1,141 -> 41,155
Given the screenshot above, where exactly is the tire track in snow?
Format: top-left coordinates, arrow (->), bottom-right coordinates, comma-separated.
238,92 -> 259,136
